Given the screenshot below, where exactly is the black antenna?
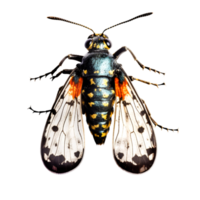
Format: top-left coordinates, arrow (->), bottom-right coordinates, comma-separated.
45,15 -> 96,33
101,11 -> 155,33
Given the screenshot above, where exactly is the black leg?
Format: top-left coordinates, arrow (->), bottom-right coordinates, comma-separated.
50,69 -> 73,81
143,98 -> 181,135
28,53 -> 83,82
129,75 -> 169,89
113,45 -> 168,77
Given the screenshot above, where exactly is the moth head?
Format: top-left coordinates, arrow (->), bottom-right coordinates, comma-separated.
85,34 -> 112,51
47,13 -> 152,52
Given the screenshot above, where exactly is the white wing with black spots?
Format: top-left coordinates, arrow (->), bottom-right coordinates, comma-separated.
41,74 -> 85,173
113,76 -> 156,173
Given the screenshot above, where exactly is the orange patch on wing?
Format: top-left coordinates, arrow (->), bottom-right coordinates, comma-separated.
69,76 -> 83,99
114,78 -> 121,98
114,77 -> 129,100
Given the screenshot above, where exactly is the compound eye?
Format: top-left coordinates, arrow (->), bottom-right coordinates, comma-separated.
104,39 -> 112,48
85,39 -> 92,49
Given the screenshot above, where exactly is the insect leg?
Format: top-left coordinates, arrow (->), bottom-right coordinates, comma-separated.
113,45 -> 168,77
143,98 -> 181,135
27,53 -> 83,82
25,67 -> 77,116
50,69 -> 73,81
129,75 -> 169,89
120,63 -> 181,135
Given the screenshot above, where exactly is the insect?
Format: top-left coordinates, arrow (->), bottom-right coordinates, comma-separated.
30,12 -> 178,174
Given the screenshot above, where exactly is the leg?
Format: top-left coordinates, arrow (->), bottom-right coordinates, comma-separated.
113,45 -> 168,77
50,69 -> 73,81
129,75 -> 169,89
28,53 -> 83,82
143,98 -> 181,135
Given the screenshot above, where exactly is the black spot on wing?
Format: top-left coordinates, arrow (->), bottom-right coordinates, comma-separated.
132,154 -> 149,165
122,101 -> 130,106
49,154 -> 65,165
138,126 -> 144,133
146,148 -> 156,156
66,100 -> 75,106
52,126 -> 58,132
41,149 -> 85,173
42,147 -> 50,155
140,110 -> 146,116
113,150 -> 156,174
114,153 -> 144,173
118,152 -> 124,159
74,151 -> 80,158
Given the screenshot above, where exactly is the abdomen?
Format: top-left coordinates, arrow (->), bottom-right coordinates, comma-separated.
82,76 -> 115,144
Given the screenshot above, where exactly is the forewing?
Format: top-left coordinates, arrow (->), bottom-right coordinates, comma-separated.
113,76 -> 156,173
41,73 -> 85,173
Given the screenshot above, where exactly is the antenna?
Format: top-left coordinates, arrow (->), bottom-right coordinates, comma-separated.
101,11 -> 155,33
45,15 -> 96,33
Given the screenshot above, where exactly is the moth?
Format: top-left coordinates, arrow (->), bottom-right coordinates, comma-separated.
30,12 -> 178,174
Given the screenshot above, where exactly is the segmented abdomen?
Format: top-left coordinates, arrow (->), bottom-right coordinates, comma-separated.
82,77 -> 115,145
